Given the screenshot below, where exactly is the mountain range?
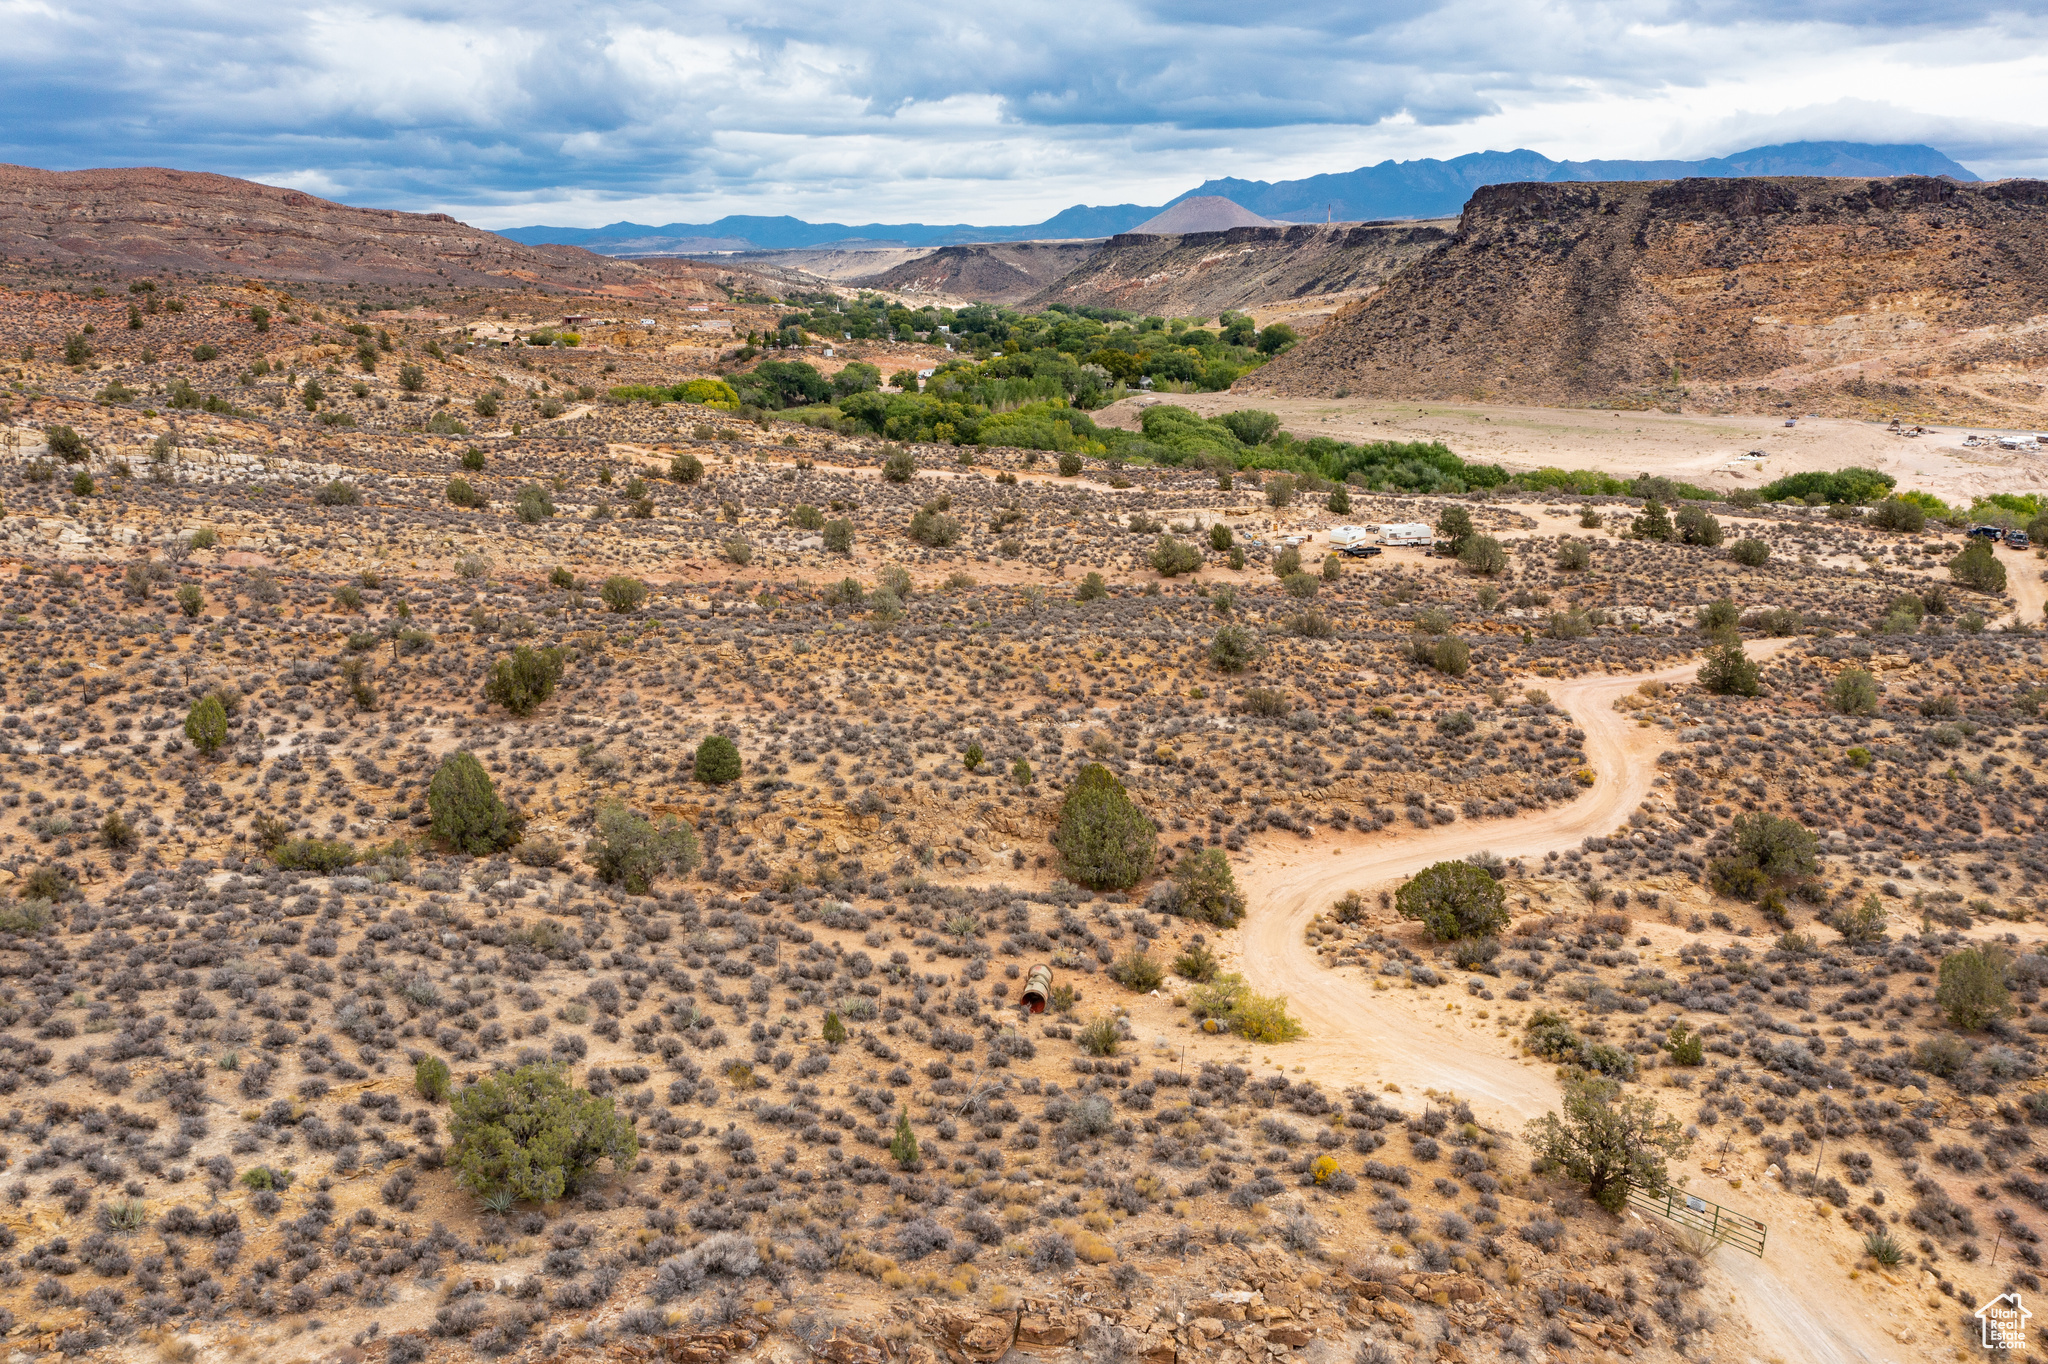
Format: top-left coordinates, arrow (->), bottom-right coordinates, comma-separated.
497,141 -> 1980,255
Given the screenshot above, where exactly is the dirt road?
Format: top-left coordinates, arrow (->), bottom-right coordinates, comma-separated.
1233,644 -> 1793,1102
2002,541 -> 2046,626
1232,637 -> 1902,1364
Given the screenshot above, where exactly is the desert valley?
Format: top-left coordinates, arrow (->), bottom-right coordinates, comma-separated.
0,150 -> 2045,1364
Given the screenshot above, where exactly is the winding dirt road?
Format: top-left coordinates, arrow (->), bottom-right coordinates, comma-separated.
1232,639 -> 1903,1364
1235,643 -> 1793,1104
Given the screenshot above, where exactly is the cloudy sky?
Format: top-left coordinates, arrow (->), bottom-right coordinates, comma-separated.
3,0 -> 2045,228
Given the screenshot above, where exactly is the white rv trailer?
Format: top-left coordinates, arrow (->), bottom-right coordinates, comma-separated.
1377,522 -> 1435,549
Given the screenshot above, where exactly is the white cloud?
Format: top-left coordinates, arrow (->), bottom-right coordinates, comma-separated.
0,0 -> 2042,225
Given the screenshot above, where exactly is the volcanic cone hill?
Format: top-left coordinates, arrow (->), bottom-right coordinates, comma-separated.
1247,175 -> 2048,423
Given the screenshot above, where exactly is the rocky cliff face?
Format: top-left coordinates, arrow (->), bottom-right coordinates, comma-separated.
0,163 -> 650,291
1022,222 -> 1451,318
1247,176 -> 2048,423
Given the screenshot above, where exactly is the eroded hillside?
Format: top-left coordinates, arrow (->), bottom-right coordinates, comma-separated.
1022,224 -> 1452,320
1249,176 -> 2048,426
847,244 -> 1103,307
0,166 -> 653,294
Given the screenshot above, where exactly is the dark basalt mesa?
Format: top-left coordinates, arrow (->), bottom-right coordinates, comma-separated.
1250,176 -> 2048,422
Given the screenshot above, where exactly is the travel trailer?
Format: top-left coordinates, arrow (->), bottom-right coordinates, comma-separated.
1377,523 -> 1435,549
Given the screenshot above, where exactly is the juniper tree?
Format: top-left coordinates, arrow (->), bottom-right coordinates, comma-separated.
484,645 -> 567,716
1395,860 -> 1508,940
1053,764 -> 1156,890
428,750 -> 523,855
587,800 -> 701,894
184,694 -> 228,757
694,735 -> 741,784
449,1065 -> 638,1204
1525,1074 -> 1690,1213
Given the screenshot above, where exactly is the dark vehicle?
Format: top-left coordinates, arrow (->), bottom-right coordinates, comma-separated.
1339,543 -> 1384,559
2009,530 -> 2032,549
1969,524 -> 2006,541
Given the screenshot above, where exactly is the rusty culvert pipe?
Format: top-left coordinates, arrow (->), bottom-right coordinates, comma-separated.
1022,964 -> 1052,1014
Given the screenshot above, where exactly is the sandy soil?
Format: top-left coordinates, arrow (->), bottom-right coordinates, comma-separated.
1228,637 -> 1910,1364
2008,545 -> 2048,626
1096,393 -> 2048,507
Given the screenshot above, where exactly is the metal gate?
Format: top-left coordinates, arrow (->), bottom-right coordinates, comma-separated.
1628,1185 -> 1768,1257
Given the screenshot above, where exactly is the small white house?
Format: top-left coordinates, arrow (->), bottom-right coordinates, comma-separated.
1377,522 -> 1434,548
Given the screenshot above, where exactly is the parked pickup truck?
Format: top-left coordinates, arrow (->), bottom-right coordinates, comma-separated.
1338,543 -> 1384,559
2009,530 -> 2032,549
